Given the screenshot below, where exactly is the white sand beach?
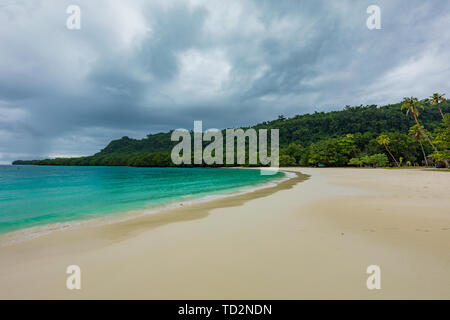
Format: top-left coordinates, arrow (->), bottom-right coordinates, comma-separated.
0,168 -> 449,299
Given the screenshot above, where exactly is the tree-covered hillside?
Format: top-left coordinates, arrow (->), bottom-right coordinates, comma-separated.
13,98 -> 450,167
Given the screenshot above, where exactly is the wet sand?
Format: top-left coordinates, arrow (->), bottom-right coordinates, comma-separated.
0,168 -> 449,299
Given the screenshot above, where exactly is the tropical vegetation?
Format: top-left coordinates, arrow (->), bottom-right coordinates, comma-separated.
13,94 -> 449,168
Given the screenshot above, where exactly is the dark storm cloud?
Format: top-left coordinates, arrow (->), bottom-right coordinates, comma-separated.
1,0 -> 450,163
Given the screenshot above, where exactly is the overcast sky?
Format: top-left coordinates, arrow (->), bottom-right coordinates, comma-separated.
1,0 -> 450,163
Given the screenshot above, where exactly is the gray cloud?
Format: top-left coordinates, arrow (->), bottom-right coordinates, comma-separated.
1,0 -> 450,163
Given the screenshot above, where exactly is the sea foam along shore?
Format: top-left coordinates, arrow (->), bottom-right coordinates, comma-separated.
0,169 -> 297,247
1,168 -> 449,299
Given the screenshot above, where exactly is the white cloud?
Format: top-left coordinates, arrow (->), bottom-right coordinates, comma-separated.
169,48 -> 231,99
1,0 -> 450,163
364,49 -> 450,105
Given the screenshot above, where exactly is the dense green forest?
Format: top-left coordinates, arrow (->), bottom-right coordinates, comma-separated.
13,96 -> 450,168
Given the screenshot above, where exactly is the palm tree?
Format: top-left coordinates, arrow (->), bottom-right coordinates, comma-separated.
376,134 -> 399,167
409,125 -> 428,166
427,93 -> 446,120
401,97 -> 438,152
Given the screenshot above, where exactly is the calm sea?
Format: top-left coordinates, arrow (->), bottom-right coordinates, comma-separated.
0,166 -> 283,234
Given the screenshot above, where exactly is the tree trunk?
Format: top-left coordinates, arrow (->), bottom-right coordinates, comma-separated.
413,114 -> 438,152
418,140 -> 428,166
438,107 -> 444,120
414,114 -> 449,168
385,146 -> 399,167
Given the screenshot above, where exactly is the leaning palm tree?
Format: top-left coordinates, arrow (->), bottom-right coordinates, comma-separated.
427,93 -> 446,120
409,125 -> 429,166
376,134 -> 399,167
401,97 -> 438,152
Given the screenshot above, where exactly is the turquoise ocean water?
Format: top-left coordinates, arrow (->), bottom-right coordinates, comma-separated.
0,166 -> 283,234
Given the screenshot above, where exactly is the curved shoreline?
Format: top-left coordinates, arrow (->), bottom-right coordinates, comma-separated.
0,169 -> 307,248
95,170 -> 308,243
2,168 -> 450,299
